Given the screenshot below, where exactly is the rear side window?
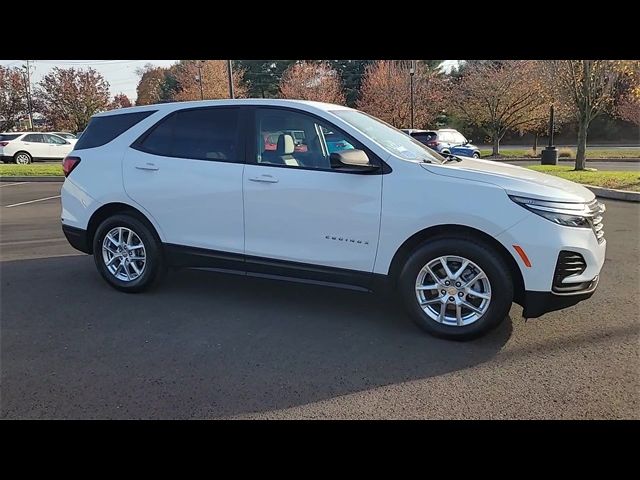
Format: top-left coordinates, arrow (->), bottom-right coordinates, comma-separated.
411,133 -> 431,143
75,111 -> 155,150
23,134 -> 45,142
134,107 -> 240,162
0,134 -> 21,141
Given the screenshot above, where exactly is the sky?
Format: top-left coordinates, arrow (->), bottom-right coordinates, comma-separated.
0,60 -> 178,102
1,60 -> 459,102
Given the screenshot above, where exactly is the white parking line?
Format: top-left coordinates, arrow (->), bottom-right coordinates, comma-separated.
0,182 -> 30,188
5,195 -> 61,208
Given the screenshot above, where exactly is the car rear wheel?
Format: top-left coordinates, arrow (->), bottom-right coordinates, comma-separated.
14,151 -> 32,164
472,152 -> 480,158
93,214 -> 165,293
398,236 -> 513,340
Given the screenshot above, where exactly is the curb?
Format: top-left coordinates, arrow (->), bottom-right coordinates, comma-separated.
486,158 -> 640,163
585,185 -> 640,202
0,176 -> 64,182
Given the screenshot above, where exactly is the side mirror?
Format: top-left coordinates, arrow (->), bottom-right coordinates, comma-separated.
330,149 -> 378,172
465,139 -> 472,145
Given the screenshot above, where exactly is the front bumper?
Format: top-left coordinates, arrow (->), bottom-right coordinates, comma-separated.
521,275 -> 599,318
62,224 -> 91,254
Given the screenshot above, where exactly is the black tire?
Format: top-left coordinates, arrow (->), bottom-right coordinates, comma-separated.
13,151 -> 32,164
472,152 -> 480,158
398,235 -> 513,340
441,150 -> 450,156
92,213 -> 165,293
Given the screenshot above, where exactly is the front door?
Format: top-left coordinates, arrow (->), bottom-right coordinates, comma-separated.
123,106 -> 245,258
43,133 -> 73,159
242,107 -> 383,286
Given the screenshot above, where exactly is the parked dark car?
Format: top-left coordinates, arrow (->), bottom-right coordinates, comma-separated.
402,128 -> 480,158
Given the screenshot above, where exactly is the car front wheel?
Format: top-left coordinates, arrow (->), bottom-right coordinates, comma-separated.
93,214 -> 165,293
398,236 -> 513,340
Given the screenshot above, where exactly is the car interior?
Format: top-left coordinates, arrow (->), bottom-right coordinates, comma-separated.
257,111 -> 355,170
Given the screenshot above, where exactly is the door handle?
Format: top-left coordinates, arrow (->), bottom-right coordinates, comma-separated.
135,163 -> 159,171
249,175 -> 278,183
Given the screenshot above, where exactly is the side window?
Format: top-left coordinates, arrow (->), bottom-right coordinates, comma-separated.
454,133 -> 467,144
45,134 -> 67,144
136,113 -> 175,156
24,134 -> 44,143
172,108 -> 239,161
412,133 -> 430,144
135,108 -> 240,162
75,111 -> 155,150
254,108 -> 366,171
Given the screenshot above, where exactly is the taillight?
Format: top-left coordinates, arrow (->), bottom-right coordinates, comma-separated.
0,141 -> 9,147
62,156 -> 81,177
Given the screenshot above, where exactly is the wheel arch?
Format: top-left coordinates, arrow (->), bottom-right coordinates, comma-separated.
86,202 -> 163,254
387,224 -> 525,305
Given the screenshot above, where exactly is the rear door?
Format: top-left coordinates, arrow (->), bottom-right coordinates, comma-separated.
123,106 -> 246,258
21,134 -> 48,159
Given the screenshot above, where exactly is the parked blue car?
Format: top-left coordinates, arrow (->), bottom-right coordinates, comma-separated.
402,128 -> 480,158
325,132 -> 354,154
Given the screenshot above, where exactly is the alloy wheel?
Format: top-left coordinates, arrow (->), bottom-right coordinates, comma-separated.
415,255 -> 492,326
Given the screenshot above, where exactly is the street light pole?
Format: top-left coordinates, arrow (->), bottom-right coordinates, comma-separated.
409,60 -> 415,129
227,60 -> 234,99
22,60 -> 34,130
541,103 -> 559,165
195,61 -> 204,100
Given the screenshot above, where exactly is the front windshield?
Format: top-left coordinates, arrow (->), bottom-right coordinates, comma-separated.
330,109 -> 446,164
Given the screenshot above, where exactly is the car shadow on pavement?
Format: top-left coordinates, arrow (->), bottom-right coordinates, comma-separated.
1,255 -> 512,419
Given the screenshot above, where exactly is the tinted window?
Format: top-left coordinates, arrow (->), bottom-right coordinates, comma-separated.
172,108 -> 239,161
23,134 -> 44,143
411,132 -> 431,144
136,108 -> 239,162
137,113 -> 175,156
0,134 -> 21,141
75,110 -> 155,150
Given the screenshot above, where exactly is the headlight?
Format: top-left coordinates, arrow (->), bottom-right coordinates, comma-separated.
509,196 -> 594,228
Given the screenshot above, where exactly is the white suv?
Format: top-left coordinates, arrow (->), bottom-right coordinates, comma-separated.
0,132 -> 75,164
60,99 -> 606,339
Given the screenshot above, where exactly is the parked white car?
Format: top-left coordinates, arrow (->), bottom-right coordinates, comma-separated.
0,132 -> 75,164
60,100 -> 606,340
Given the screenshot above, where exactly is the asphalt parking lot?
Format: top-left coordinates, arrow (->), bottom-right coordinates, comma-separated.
1,182 -> 638,419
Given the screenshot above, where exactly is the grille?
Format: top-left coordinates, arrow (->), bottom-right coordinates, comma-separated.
586,199 -> 606,244
553,250 -> 588,293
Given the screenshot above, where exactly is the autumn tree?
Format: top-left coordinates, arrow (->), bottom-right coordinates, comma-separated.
279,61 -> 346,104
171,60 -> 248,101
357,60 -> 448,129
108,93 -> 133,110
35,67 -> 110,131
0,66 -> 28,131
135,64 -> 175,105
545,60 -> 619,170
614,60 -> 640,126
450,61 -> 551,156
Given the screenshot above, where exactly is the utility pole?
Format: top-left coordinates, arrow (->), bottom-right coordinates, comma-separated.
227,60 -> 234,99
22,60 -> 34,130
195,61 -> 204,100
409,60 -> 415,129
